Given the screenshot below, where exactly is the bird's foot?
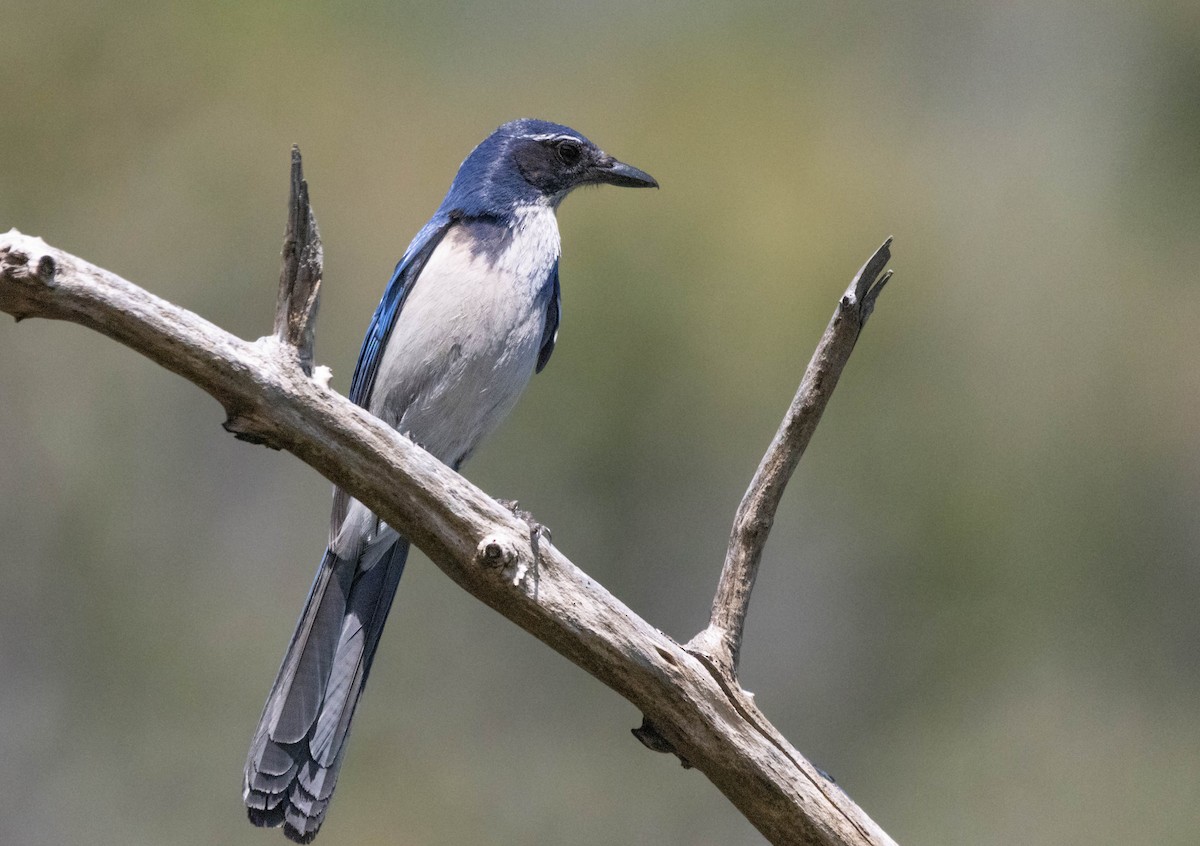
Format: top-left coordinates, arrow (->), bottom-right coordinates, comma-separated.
495,499 -> 551,592
496,499 -> 551,544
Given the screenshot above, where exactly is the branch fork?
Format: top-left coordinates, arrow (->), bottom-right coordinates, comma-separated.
0,148 -> 899,846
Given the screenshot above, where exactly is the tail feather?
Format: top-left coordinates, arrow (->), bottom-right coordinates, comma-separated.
271,562 -> 351,744
245,538 -> 409,843
248,740 -> 300,794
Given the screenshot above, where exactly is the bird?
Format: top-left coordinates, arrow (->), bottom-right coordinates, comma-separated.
242,119 -> 657,843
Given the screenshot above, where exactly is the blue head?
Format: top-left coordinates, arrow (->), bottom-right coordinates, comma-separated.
437,119 -> 657,218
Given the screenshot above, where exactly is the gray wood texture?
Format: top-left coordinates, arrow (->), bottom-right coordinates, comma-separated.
0,153 -> 897,846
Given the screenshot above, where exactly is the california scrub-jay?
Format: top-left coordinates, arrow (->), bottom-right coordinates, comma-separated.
243,119 -> 657,843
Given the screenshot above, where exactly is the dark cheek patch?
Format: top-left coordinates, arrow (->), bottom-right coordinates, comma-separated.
514,143 -> 567,194
513,145 -> 548,185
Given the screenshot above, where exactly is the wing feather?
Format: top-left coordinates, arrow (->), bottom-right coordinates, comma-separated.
535,259 -> 561,374
347,214 -> 454,406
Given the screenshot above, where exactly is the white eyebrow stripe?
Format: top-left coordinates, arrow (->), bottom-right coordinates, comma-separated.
525,133 -> 583,143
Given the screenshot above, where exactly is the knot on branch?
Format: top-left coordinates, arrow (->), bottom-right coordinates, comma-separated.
36,254 -> 58,283
475,532 -> 520,570
474,529 -> 541,588
631,715 -> 692,769
1,232 -> 60,321
2,233 -> 58,284
222,410 -> 282,450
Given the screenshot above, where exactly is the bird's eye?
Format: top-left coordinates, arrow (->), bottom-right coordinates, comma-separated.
556,140 -> 583,166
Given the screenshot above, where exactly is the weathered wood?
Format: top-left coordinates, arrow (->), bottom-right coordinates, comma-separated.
689,239 -> 893,675
273,145 -> 323,375
0,202 -> 896,846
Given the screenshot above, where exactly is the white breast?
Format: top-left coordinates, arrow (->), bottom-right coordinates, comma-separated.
369,205 -> 561,468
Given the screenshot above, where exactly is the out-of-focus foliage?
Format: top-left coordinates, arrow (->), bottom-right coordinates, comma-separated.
2,2 -> 1198,844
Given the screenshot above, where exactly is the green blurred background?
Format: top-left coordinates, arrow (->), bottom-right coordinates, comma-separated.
3,1 -> 1198,844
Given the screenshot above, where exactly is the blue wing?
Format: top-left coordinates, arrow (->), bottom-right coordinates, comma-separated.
535,259 -> 561,374
347,213 -> 454,407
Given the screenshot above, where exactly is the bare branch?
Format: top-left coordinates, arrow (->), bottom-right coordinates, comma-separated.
273,145 -> 323,373
689,239 -> 894,675
0,220 -> 897,846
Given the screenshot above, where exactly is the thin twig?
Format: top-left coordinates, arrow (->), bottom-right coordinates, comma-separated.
689,239 -> 894,674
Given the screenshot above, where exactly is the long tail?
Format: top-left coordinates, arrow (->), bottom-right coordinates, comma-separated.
244,536 -> 409,843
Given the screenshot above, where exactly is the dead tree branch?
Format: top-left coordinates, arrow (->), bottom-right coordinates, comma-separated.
273,145 -> 323,374
0,150 -> 898,846
688,240 -> 893,675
